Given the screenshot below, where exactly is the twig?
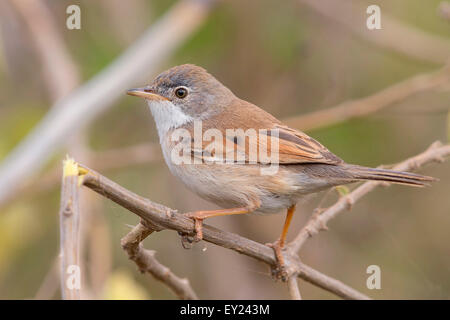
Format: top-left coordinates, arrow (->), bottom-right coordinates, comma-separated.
70,140 -> 450,299
0,0 -> 219,207
284,64 -> 450,131
76,163 -> 369,300
289,141 -> 450,253
298,0 -> 450,64
287,276 -> 302,300
121,223 -> 198,300
59,157 -> 81,299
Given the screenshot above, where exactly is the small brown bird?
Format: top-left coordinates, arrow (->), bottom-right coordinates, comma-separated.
128,64 -> 434,275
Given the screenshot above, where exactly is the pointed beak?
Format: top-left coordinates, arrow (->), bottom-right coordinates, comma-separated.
127,87 -> 169,101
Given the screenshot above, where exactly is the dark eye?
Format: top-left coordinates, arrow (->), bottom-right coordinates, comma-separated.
175,87 -> 188,99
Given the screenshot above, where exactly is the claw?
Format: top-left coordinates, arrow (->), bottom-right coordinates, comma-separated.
179,232 -> 195,249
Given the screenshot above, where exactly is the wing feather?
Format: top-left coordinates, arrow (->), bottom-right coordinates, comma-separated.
188,124 -> 342,165
185,98 -> 343,165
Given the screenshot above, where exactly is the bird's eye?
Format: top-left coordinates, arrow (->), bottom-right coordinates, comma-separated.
175,87 -> 188,99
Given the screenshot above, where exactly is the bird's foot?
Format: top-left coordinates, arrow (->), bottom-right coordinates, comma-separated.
178,231 -> 196,249
184,212 -> 204,242
266,239 -> 288,281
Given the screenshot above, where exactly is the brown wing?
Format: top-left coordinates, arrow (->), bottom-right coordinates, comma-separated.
268,125 -> 343,164
189,124 -> 342,165
187,98 -> 343,165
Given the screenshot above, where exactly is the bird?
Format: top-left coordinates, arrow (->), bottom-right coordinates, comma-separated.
127,64 -> 435,277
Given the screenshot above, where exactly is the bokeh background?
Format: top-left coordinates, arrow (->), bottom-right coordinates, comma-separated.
0,0 -> 449,299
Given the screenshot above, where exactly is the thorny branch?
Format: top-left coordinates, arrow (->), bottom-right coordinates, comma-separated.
288,141 -> 450,253
76,163 -> 370,300
70,140 -> 449,299
121,223 -> 198,300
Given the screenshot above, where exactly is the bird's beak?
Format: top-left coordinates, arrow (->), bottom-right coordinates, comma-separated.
127,87 -> 169,101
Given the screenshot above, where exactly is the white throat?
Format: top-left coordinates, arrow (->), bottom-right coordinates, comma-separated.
147,100 -> 193,140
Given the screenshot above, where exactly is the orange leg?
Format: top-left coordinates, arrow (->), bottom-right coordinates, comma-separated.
185,206 -> 253,241
267,204 -> 296,279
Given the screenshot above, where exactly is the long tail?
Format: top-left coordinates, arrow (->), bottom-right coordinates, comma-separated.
344,165 -> 437,187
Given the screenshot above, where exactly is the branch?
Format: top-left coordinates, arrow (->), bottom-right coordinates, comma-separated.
121,223 -> 198,300
289,141 -> 450,253
284,64 -> 450,131
0,0 -> 219,207
298,0 -> 450,64
287,276 -> 302,300
59,157 -> 81,299
76,163 -> 369,300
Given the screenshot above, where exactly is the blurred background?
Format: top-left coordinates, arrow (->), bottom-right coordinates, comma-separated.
0,0 -> 449,299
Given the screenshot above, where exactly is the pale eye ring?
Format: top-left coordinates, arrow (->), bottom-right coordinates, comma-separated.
174,87 -> 188,99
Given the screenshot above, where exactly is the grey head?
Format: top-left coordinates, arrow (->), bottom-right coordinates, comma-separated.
128,64 -> 235,133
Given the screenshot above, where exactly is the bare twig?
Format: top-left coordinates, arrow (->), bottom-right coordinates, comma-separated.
0,0 -> 219,207
287,276 -> 302,300
284,64 -> 450,131
298,0 -> 450,64
289,141 -> 450,253
121,223 -> 198,300
59,157 -> 81,299
75,163 -> 369,300
60,140 -> 449,299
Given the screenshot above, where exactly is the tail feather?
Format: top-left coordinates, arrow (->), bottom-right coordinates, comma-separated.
346,165 -> 437,187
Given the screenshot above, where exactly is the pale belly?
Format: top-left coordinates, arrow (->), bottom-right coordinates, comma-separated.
162,148 -> 331,215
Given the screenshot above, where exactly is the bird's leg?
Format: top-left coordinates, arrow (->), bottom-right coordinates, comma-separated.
267,204 -> 296,281
185,206 -> 253,242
